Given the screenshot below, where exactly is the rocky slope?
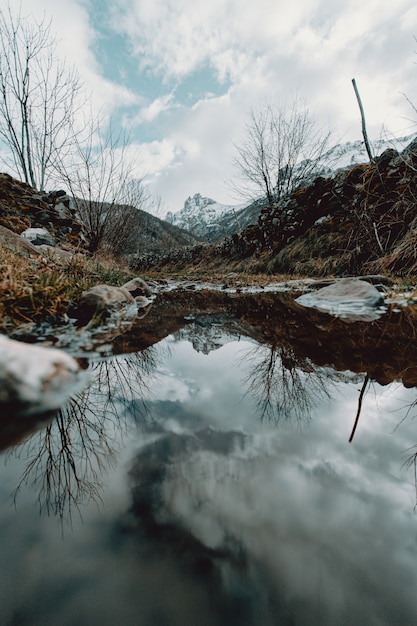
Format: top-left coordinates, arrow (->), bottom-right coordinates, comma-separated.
132,136 -> 417,277
0,172 -> 198,256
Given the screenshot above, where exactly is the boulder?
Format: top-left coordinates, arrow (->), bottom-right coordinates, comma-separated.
0,225 -> 41,256
0,336 -> 82,416
296,277 -> 386,321
21,227 -> 55,246
122,277 -> 153,298
76,284 -> 138,322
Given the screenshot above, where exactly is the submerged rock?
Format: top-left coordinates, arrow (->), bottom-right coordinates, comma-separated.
296,278 -> 386,321
0,336 -> 82,416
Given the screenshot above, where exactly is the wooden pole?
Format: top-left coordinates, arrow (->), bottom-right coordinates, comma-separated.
352,78 -> 374,163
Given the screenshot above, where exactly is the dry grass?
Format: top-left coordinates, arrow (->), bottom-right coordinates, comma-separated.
0,246 -> 135,330
371,226 -> 417,276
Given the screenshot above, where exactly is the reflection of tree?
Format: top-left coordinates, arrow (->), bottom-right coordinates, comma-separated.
241,343 -> 340,422
10,348 -> 159,525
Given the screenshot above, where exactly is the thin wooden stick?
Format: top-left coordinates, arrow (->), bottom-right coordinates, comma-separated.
352,78 -> 374,163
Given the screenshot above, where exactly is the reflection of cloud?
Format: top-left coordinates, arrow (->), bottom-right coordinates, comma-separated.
124,407 -> 417,624
2,335 -> 417,624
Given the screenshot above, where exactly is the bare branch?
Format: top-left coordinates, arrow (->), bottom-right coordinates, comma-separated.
232,97 -> 332,205
55,114 -> 153,254
0,3 -> 85,189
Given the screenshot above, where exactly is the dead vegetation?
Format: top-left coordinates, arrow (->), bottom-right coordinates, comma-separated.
0,246 -> 134,329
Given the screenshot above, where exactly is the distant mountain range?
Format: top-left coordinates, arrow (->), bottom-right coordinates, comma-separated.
165,134 -> 415,242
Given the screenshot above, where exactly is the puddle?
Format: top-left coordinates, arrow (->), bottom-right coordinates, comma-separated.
1,289 -> 417,625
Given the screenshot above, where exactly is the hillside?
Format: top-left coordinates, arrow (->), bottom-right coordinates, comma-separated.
0,173 -> 198,256
132,137 -> 417,277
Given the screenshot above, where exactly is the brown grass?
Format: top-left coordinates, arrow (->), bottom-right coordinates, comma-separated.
0,246 -> 135,330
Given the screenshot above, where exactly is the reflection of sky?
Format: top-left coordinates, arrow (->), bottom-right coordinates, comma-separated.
1,338 -> 417,625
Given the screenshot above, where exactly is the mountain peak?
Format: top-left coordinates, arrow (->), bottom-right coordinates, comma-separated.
184,193 -> 216,211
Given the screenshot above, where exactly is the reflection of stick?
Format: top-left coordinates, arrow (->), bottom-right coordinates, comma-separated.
349,374 -> 370,443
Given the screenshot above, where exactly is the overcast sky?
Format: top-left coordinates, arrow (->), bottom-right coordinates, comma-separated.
7,0 -> 417,212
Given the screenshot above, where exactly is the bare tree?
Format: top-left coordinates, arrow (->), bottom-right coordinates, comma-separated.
56,116 -> 153,254
232,98 -> 332,205
0,4 -> 85,190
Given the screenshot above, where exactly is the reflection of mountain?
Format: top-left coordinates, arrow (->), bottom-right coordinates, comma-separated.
175,314 -> 254,354
114,289 -> 417,388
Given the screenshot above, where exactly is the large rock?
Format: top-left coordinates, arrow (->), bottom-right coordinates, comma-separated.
0,336 -> 82,416
0,225 -> 41,256
36,244 -> 75,260
296,278 -> 386,321
21,227 -> 55,246
76,284 -> 138,323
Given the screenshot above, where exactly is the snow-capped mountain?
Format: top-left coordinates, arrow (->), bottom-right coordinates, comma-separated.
322,134 -> 414,171
165,134 -> 416,242
165,193 -> 251,241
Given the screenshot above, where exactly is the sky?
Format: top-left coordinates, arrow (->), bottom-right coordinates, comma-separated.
4,0 -> 417,213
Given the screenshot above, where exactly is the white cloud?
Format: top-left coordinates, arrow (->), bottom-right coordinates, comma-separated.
128,138 -> 181,179
128,93 -> 177,126
4,0 -> 417,211
13,0 -> 139,116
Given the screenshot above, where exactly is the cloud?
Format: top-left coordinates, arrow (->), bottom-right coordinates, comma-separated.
6,0 -> 417,210
128,93 -> 177,126
15,0 -> 139,116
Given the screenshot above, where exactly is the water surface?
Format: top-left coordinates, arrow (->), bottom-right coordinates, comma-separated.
1,291 -> 417,625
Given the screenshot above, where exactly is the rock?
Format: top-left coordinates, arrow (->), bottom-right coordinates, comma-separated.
0,225 -> 41,256
21,227 -> 55,246
0,336 -> 82,416
0,173 -> 83,248
296,277 -> 386,321
76,284 -> 138,322
313,278 -> 384,305
36,244 -> 74,260
122,277 -> 153,298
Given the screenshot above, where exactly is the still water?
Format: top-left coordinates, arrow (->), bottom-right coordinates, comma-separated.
1,291 -> 417,625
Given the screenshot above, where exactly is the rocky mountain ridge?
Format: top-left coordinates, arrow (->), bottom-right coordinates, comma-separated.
165,193 -> 257,242
165,134 -> 414,243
